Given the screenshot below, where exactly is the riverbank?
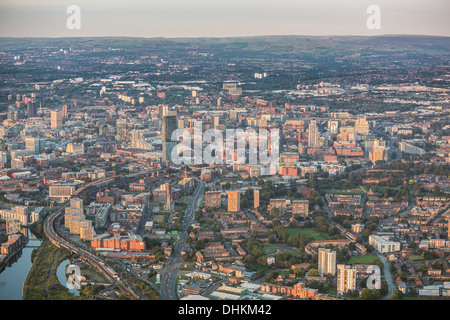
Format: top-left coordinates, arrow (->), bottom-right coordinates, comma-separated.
22,239 -> 78,300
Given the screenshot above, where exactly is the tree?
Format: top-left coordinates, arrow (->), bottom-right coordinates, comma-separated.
194,240 -> 205,250
417,263 -> 427,273
270,207 -> 280,219
307,268 -> 319,276
360,288 -> 381,300
390,289 -> 404,300
432,186 -> 442,197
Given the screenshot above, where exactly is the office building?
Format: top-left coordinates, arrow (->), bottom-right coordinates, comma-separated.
25,136 -> 45,154
308,120 -> 320,149
369,235 -> 401,253
27,100 -> 36,118
49,183 -> 77,199
116,119 -> 128,140
354,115 -> 370,134
369,139 -> 390,163
399,141 -> 426,155
328,119 -> 339,133
161,110 -> 178,167
51,110 -> 62,129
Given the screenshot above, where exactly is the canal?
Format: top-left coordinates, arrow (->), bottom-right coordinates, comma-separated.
0,230 -> 42,300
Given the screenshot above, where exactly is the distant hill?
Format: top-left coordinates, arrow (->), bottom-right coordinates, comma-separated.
0,35 -> 449,52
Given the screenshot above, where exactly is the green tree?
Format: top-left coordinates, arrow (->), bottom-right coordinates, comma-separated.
307,268 -> 319,276
390,289 -> 404,300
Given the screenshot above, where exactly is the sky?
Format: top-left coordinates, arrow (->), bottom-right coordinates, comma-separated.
0,0 -> 449,38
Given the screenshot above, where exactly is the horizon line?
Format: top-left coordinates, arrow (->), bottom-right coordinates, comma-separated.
0,33 -> 449,40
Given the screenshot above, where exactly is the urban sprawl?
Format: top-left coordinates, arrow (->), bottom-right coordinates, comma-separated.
0,36 -> 449,301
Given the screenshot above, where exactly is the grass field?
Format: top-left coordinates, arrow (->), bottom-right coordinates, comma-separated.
153,215 -> 166,223
322,188 -> 364,195
347,255 -> 379,265
263,244 -> 278,255
406,254 -> 424,261
286,228 -> 330,240
403,296 -> 430,300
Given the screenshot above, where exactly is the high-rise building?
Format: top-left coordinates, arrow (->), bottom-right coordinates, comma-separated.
7,106 -> 24,121
370,139 -> 390,163
116,119 -> 128,140
337,264 -> 356,293
27,100 -> 36,118
354,115 -> 370,134
205,191 -> 221,208
51,110 -> 62,129
254,189 -> 260,209
291,200 -> 309,217
62,104 -> 68,117
227,191 -> 240,212
318,248 -> 336,276
162,183 -> 173,211
80,226 -> 95,241
70,198 -> 83,209
25,136 -> 44,154
308,120 -> 320,149
161,111 -> 178,167
328,119 -> 339,133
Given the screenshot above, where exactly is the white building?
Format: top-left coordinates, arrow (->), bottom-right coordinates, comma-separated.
369,235 -> 401,253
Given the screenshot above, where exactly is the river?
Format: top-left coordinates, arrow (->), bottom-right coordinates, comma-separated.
0,229 -> 41,300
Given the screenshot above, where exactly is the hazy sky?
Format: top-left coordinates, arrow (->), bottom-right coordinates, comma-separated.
0,0 -> 448,38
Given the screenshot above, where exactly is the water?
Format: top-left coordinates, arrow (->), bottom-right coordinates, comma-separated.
0,230 -> 42,300
56,259 -> 80,296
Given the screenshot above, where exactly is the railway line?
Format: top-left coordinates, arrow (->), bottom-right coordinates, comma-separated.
43,169 -> 159,299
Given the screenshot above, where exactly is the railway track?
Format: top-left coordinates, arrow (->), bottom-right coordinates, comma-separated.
43,169 -> 159,299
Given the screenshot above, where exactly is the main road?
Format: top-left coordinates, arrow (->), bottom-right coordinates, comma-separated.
159,180 -> 205,300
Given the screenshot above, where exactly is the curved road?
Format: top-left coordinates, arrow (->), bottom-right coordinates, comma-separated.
376,253 -> 395,300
